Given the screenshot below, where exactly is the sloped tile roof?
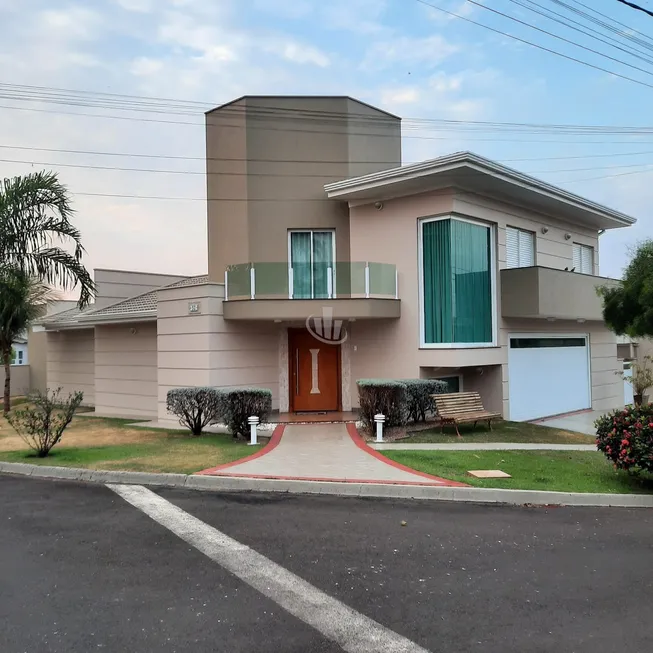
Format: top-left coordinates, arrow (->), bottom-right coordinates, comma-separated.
41,275 -> 209,327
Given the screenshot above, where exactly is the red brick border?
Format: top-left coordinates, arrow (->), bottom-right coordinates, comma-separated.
346,423 -> 469,487
196,424 -> 286,475
197,422 -> 466,487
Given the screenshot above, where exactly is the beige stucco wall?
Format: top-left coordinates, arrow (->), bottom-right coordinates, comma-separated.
46,329 -> 95,405
206,96 -> 401,280
94,269 -> 188,309
157,283 -> 281,420
347,188 -> 621,417
94,322 -> 158,418
27,328 -> 48,393
0,365 -> 31,397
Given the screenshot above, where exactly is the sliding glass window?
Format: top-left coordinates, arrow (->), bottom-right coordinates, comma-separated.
289,230 -> 335,299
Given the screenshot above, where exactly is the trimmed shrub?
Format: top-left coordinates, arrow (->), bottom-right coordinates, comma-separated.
595,404 -> 653,475
166,387 -> 224,435
222,388 -> 273,438
7,388 -> 83,457
357,379 -> 408,429
404,379 -> 448,423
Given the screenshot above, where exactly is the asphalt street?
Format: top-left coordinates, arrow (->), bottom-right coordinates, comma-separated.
1,474 -> 652,653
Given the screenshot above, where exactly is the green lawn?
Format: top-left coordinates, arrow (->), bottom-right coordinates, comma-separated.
398,420 -> 595,445
383,450 -> 653,494
0,434 -> 260,475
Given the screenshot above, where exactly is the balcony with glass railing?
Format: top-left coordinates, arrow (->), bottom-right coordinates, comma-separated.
223,261 -> 400,321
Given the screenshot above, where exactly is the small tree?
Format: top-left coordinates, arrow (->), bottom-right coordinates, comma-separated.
617,356 -> 653,406
598,240 -> 653,337
0,171 -> 96,307
7,388 -> 83,457
166,387 -> 224,435
0,270 -> 57,414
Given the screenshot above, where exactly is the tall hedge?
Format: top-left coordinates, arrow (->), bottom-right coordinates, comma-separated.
403,379 -> 448,423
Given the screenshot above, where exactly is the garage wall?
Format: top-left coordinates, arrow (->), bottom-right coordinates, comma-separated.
46,329 -> 95,405
156,283 -> 280,421
0,365 -> 31,397
94,322 -> 158,418
501,319 -> 621,418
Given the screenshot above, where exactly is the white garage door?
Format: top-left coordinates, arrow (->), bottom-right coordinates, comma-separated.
508,335 -> 591,421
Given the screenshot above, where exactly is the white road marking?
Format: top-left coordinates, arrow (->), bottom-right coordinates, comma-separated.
109,484 -> 431,653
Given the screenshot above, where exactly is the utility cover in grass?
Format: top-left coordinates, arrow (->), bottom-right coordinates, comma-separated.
467,470 -> 512,479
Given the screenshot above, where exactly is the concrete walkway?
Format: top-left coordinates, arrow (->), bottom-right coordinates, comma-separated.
202,423 -> 462,485
535,409 -> 609,435
372,443 -> 596,451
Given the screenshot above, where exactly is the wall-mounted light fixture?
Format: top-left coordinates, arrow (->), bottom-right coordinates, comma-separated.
541,226 -> 549,234
374,201 -> 384,211
564,233 -> 572,240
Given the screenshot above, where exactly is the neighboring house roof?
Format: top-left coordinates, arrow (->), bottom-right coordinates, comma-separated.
41,275 -> 209,329
324,151 -> 637,230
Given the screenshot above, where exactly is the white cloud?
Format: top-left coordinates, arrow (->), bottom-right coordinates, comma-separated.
269,40 -> 330,67
39,6 -> 102,40
130,56 -> 164,77
321,0 -> 389,34
115,0 -> 155,12
362,35 -> 459,71
381,87 -> 420,105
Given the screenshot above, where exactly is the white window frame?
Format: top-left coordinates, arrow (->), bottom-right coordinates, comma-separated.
505,226 -> 535,269
418,214 -> 498,349
572,242 -> 594,275
288,229 -> 337,299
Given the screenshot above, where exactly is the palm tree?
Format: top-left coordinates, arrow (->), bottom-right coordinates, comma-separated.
0,270 -> 57,414
0,171 -> 95,307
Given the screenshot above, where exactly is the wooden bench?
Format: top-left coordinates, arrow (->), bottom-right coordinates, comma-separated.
432,392 -> 501,438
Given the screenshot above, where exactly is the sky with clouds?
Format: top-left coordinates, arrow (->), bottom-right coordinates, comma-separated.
1,0 -> 653,286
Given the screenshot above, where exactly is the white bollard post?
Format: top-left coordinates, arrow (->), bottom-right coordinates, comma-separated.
374,414 -> 386,443
248,416 -> 260,446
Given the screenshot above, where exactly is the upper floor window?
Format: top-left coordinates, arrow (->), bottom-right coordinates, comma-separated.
572,243 -> 594,275
505,226 -> 534,268
420,216 -> 495,347
289,230 -> 335,299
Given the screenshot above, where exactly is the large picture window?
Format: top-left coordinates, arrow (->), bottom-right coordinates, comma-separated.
421,217 -> 494,346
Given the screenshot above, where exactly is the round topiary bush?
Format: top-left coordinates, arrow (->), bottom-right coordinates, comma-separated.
595,404 -> 653,474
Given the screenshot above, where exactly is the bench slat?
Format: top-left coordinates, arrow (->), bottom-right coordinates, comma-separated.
431,391 -> 501,436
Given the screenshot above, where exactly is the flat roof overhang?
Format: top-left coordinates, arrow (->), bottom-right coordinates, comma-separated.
325,153 -> 636,231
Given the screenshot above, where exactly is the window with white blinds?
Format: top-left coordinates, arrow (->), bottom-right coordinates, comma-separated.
505,227 -> 535,268
572,243 -> 594,274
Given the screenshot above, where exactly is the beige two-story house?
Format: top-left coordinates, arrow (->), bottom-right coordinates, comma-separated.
41,96 -> 634,423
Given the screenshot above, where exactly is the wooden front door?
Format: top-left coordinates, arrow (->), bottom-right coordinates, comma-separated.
289,329 -> 340,412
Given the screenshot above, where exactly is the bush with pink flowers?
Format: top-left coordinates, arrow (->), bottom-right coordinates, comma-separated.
595,405 -> 653,474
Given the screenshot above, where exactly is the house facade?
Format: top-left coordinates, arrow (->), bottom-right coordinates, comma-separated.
40,96 -> 635,423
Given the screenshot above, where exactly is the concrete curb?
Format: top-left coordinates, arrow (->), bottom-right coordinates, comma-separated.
1,461 -> 651,508
372,443 -> 597,451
